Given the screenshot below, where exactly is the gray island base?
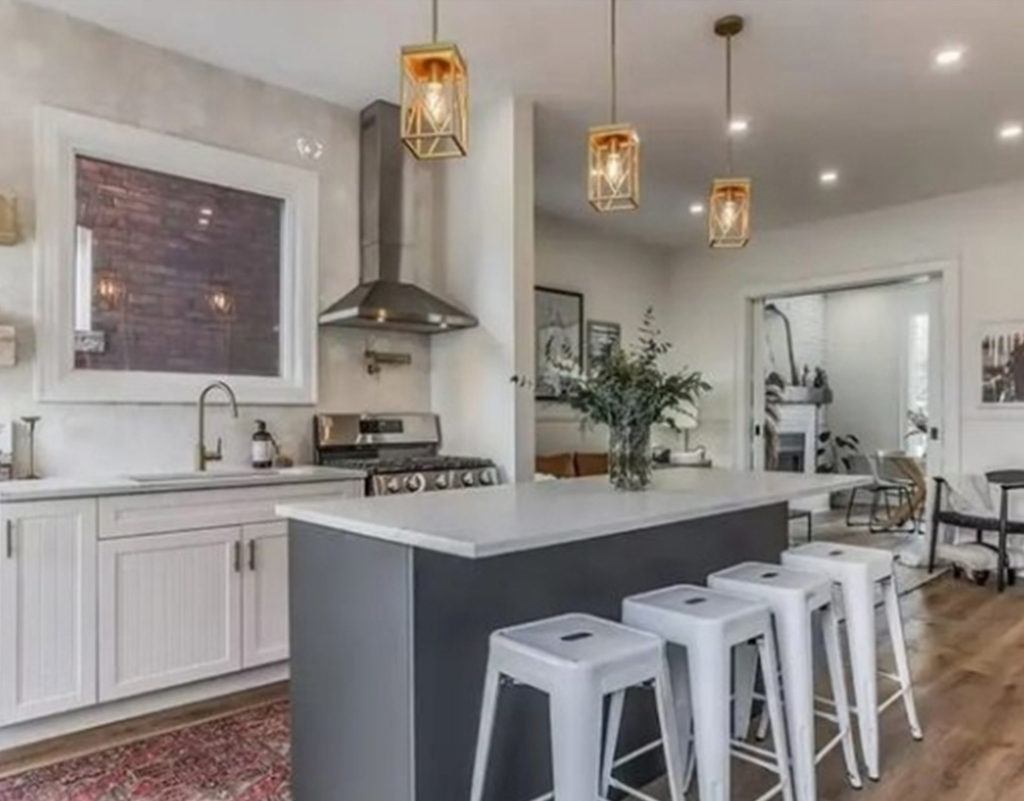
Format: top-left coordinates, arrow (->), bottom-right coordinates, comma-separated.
280,470 -> 868,801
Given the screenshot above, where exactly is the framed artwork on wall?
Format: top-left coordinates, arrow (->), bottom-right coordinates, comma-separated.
980,321 -> 1024,407
586,320 -> 621,372
535,286 -> 583,400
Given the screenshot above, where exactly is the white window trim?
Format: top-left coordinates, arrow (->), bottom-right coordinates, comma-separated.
34,106 -> 319,405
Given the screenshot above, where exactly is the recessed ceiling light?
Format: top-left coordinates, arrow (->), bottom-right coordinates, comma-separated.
998,122 -> 1023,141
934,46 -> 964,67
819,169 -> 839,185
728,118 -> 749,134
689,202 -> 705,215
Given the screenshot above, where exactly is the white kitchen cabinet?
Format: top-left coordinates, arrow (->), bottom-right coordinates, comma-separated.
99,527 -> 242,701
242,521 -> 289,667
0,499 -> 97,724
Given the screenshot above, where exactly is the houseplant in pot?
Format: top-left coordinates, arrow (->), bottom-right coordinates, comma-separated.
553,309 -> 711,491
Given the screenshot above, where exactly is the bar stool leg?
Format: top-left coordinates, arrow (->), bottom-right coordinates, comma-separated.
601,690 -> 625,796
842,580 -> 880,779
821,604 -> 864,789
688,644 -> 731,801
653,658 -> 689,801
756,630 -> 795,801
469,659 -> 502,801
882,577 -> 924,740
733,642 -> 758,739
549,684 -> 604,801
666,646 -> 695,791
776,612 -> 817,801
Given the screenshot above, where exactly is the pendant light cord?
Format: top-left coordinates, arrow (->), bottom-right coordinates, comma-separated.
725,32 -> 734,175
432,0 -> 439,42
610,0 -> 617,122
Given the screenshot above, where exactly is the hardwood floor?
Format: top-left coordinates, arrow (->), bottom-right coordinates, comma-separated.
0,682 -> 288,779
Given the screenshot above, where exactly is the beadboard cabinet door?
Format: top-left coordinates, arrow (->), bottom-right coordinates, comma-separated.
0,499 -> 98,724
242,521 -> 289,667
99,527 -> 242,701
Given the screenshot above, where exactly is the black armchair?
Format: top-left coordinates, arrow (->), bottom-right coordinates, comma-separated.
928,470 -> 1024,592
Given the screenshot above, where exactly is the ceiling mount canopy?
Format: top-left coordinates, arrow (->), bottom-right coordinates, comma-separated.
708,13 -> 752,248
587,0 -> 640,213
400,0 -> 468,160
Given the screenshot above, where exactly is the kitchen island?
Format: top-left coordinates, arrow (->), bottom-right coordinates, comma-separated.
277,468 -> 868,801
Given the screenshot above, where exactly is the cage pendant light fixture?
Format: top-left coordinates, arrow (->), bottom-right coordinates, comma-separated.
400,0 -> 468,160
588,0 -> 640,212
708,15 -> 751,248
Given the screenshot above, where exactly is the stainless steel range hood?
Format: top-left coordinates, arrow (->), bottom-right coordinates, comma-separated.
319,100 -> 477,334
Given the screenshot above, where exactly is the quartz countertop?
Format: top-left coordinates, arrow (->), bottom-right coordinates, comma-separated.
277,468 -> 869,559
0,465 -> 365,503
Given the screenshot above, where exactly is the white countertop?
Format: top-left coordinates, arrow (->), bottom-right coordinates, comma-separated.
0,465 -> 365,502
277,468 -> 870,559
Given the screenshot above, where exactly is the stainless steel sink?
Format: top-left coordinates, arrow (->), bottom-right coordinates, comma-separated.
128,470 -> 280,484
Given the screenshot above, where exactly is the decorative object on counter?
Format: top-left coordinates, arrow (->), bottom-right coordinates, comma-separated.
19,415 -> 40,480
587,0 -> 640,212
0,325 -> 15,367
535,286 -> 584,400
586,319 -> 621,372
708,15 -> 752,248
553,308 -> 710,491
0,419 -> 12,481
251,419 -> 278,469
365,348 -> 413,375
980,321 -> 1024,405
0,194 -> 19,245
400,0 -> 468,160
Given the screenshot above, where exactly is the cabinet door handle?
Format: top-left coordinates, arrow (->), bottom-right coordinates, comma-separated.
5,520 -> 12,559
248,539 -> 257,571
233,541 -> 241,573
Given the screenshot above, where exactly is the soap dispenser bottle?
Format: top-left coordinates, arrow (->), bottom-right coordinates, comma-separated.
251,420 -> 275,469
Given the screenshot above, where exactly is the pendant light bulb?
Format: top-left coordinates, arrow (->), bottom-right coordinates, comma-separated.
708,14 -> 751,248
400,0 -> 468,160
587,0 -> 640,212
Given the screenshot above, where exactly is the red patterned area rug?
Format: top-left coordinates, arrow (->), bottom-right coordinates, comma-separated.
0,700 -> 291,801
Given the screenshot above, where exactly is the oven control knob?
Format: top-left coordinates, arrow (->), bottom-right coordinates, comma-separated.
405,474 -> 426,493
461,471 -> 476,487
386,477 -> 401,494
479,471 -> 495,486
434,473 -> 449,490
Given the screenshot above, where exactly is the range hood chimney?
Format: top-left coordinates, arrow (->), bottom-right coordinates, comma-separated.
319,100 -> 477,334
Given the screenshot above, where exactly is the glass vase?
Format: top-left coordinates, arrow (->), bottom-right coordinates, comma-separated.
608,420 -> 653,491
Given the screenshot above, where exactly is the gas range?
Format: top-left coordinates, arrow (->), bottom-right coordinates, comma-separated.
314,413 -> 500,496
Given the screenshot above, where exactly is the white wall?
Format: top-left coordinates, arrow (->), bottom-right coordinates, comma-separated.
429,97 -> 535,481
668,178 -> 1024,475
533,213 -> 679,455
0,1 -> 431,477
823,282 -> 934,455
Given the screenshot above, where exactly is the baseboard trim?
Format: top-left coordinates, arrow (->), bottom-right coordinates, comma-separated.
0,663 -> 289,754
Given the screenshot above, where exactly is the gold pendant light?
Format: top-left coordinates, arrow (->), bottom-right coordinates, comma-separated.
588,0 -> 639,212
400,0 -> 468,160
708,14 -> 751,248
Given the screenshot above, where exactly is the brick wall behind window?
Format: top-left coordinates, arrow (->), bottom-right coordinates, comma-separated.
74,156 -> 282,376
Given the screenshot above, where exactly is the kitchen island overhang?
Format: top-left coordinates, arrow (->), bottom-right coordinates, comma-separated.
278,469 -> 869,801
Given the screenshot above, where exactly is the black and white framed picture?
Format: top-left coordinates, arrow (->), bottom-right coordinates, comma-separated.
587,320 -> 621,372
981,322 -> 1024,405
535,286 -> 583,400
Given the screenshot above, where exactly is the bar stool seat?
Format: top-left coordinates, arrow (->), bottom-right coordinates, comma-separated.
710,562 -> 863,801
607,584 -> 794,801
470,613 -> 686,801
782,542 -> 923,780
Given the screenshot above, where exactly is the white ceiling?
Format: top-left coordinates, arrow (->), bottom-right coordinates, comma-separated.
25,0 -> 1024,247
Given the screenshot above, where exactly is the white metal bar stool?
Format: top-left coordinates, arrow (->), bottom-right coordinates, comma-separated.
469,613 -> 686,801
604,584 -> 794,801
781,542 -> 923,780
709,562 -> 863,801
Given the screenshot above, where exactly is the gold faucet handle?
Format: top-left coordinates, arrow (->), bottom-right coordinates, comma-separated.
206,437 -> 224,463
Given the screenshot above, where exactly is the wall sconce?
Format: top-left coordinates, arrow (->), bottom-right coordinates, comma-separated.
0,196 -> 20,246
